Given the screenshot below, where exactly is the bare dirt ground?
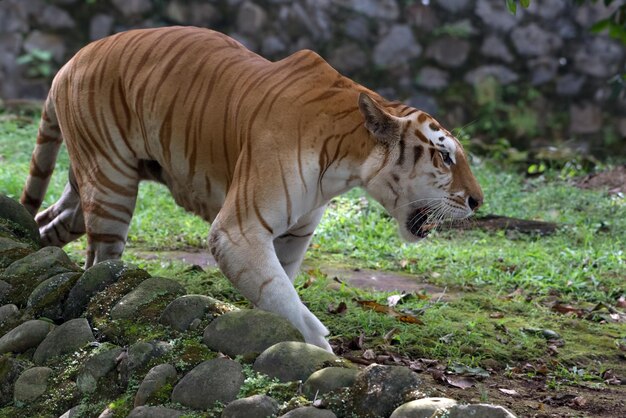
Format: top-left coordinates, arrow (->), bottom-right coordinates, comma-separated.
576,165 -> 626,195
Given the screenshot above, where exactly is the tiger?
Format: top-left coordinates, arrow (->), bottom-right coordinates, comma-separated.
20,26 -> 483,352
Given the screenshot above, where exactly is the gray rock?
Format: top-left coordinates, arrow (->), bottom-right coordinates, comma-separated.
253,341 -> 344,382
343,16 -> 370,41
0,304 -> 19,326
1,246 -> 80,307
335,0 -> 399,20
27,271 -> 82,321
110,277 -> 185,320
416,67 -> 449,91
0,319 -> 54,355
204,309 -> 304,357
433,404 -> 517,417
575,1 -> 616,28
63,260 -> 148,320
556,73 -> 587,96
127,341 -> 171,372
511,24 -> 562,57
237,1 -> 267,35
23,31 -> 66,63
164,0 -> 188,23
328,43 -> 367,75
0,237 -> 33,269
76,345 -> 124,394
110,0 -> 152,17
280,407 -> 337,418
13,366 -> 52,405
303,367 -> 358,399
0,0 -> 29,34
569,103 -> 603,135
0,195 -> 39,245
409,4 -> 440,32
464,65 -> 519,85
407,94 -> 438,116
0,355 -> 27,406
476,0 -> 521,32
89,14 -> 114,41
36,4 -> 75,30
188,2 -> 221,27
426,37 -> 470,68
221,394 -> 279,418
350,364 -> 424,418
262,36 -> 287,57
58,405 -> 86,418
390,397 -> 457,418
528,57 -> 558,85
575,37 -> 624,78
159,294 -> 224,332
0,280 -> 11,304
526,0 -> 566,19
480,36 -> 513,63
171,358 -> 244,410
134,363 -> 177,407
33,318 -> 95,365
127,406 -> 186,418
373,25 -> 421,68
438,0 -> 471,13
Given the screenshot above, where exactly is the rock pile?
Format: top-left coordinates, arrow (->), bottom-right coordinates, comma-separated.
0,0 -> 624,149
0,194 -> 517,417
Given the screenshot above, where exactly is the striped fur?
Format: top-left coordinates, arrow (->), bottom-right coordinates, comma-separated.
21,27 -> 483,351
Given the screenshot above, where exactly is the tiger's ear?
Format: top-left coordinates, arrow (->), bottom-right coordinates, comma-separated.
358,93 -> 400,145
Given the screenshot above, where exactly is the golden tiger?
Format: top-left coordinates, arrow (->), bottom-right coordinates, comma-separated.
21,27 -> 483,351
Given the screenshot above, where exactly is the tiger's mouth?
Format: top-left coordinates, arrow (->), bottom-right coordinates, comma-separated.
406,207 -> 437,238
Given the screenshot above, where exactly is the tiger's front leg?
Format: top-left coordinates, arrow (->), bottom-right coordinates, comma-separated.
273,206 -> 326,282
209,221 -> 332,352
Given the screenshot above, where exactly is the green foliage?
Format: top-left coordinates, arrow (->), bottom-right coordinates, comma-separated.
16,49 -> 55,78
506,0 -> 530,15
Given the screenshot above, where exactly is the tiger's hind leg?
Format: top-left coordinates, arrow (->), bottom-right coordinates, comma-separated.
36,167 -> 86,247
78,170 -> 140,268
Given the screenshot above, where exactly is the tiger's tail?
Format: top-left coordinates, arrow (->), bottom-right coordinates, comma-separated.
20,97 -> 63,216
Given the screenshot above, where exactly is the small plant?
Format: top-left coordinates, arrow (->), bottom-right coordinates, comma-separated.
16,49 -> 55,78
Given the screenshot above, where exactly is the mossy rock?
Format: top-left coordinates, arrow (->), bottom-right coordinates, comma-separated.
64,260 -> 147,321
0,237 -> 34,270
0,247 -> 81,307
203,309 -> 304,358
76,345 -> 124,395
27,272 -> 82,321
110,277 -> 186,321
0,195 -> 40,247
84,264 -> 151,323
0,355 -> 28,407
253,342 -> 347,383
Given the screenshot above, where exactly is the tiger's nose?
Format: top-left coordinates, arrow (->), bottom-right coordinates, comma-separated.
468,195 -> 482,211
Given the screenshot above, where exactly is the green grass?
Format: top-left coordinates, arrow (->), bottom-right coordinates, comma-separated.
1,111 -> 625,382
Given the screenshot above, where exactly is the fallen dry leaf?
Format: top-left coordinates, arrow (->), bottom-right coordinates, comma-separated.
383,328 -> 399,343
327,301 -> 347,315
498,388 -> 519,396
505,288 -> 524,299
387,293 -> 408,307
490,312 -> 505,319
444,375 -> 477,389
397,315 -> 424,324
552,303 -> 585,317
356,299 -> 423,325
363,349 -> 376,360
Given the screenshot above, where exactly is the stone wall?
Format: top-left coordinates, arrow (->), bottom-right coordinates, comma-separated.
0,0 -> 624,155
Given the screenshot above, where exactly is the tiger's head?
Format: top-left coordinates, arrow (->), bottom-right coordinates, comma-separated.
358,93 -> 484,242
